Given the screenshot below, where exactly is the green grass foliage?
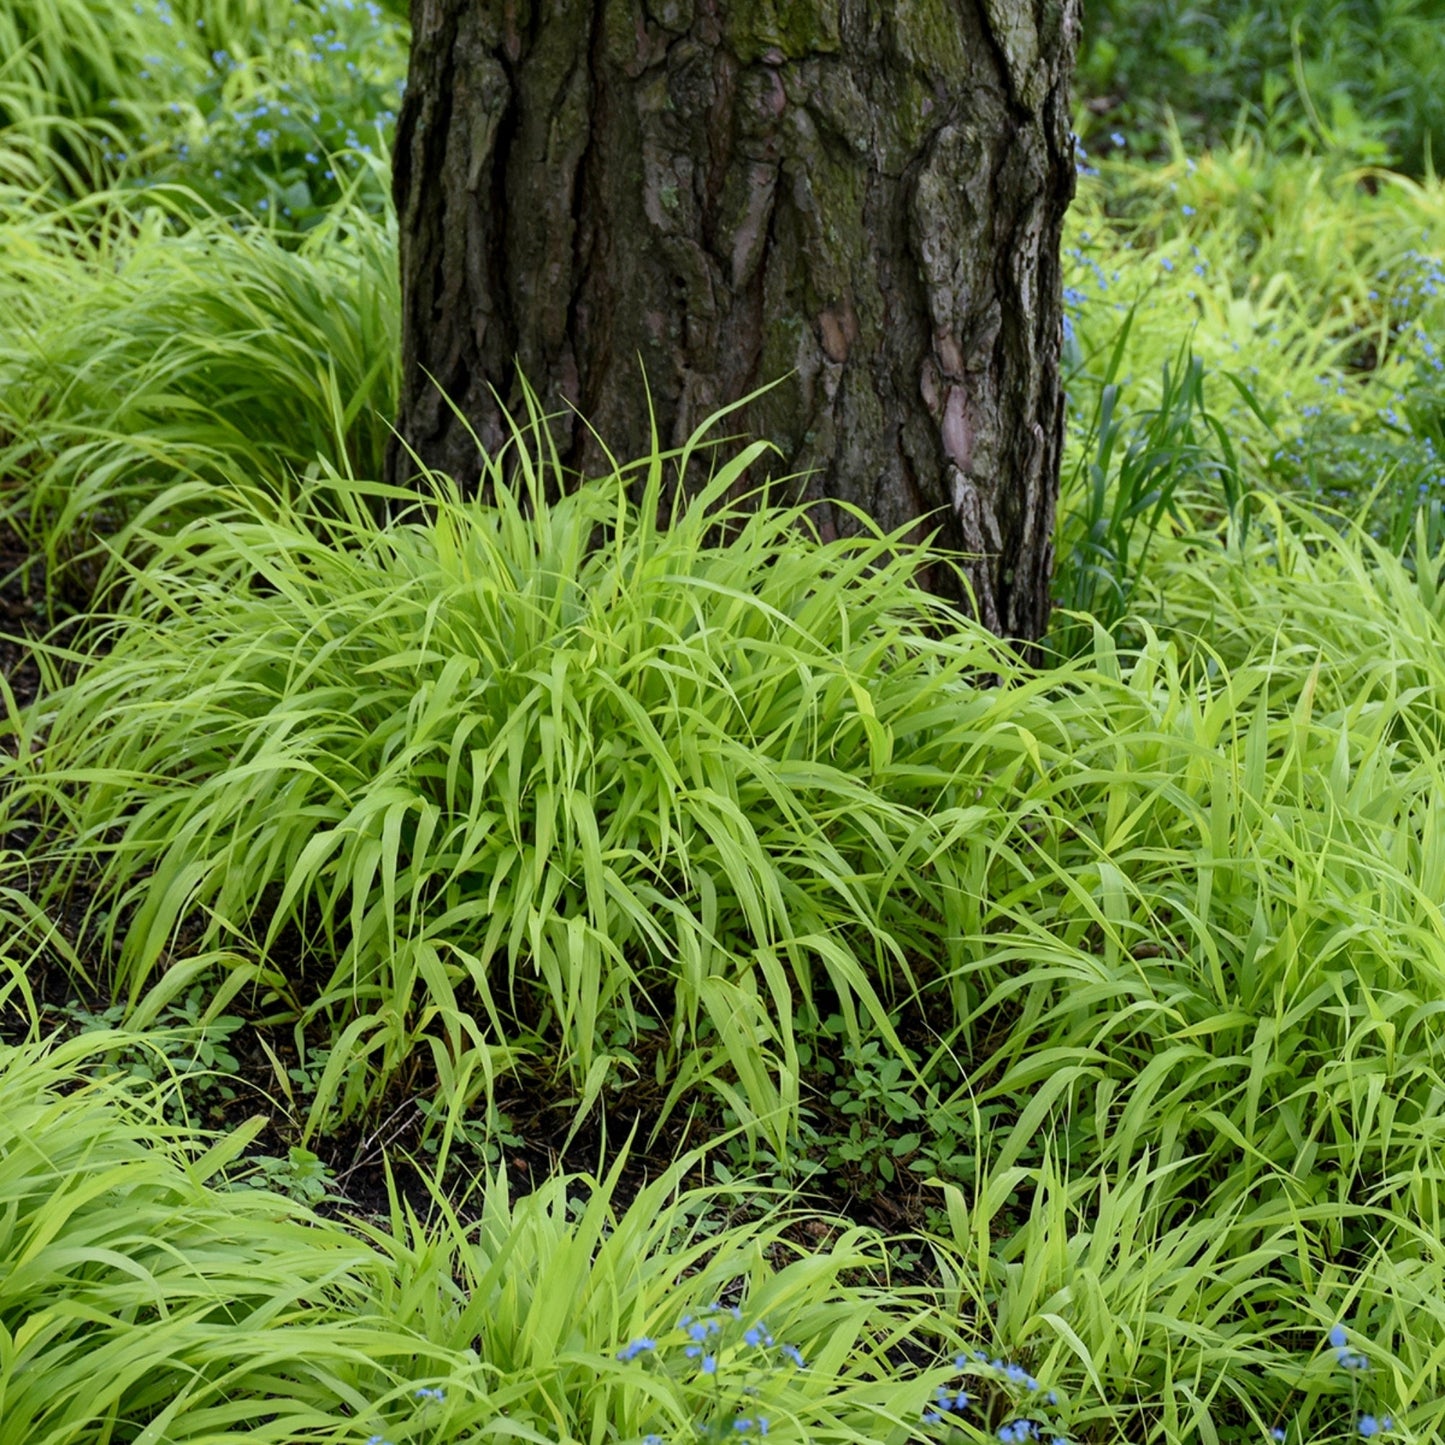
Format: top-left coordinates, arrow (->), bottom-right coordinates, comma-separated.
0,189 -> 396,584
13,391 -> 1445,1437
349,1158 -> 943,1445
1055,137 -> 1445,602
0,1024 -> 926,1444
0,0 -> 405,217
0,1029 -> 395,1441
4,5 -> 1445,1443
1062,139 -> 1445,425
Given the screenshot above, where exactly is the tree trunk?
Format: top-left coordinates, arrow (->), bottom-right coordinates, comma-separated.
390,0 -> 1079,643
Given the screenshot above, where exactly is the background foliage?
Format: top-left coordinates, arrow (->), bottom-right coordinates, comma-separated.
1077,0 -> 1445,173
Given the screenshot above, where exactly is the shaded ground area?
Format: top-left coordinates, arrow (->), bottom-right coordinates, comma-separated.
0,524 -> 44,712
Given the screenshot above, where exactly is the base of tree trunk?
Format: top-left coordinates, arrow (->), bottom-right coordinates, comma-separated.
390,0 -> 1080,645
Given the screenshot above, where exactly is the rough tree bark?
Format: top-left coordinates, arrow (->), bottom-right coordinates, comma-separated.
389,0 -> 1079,643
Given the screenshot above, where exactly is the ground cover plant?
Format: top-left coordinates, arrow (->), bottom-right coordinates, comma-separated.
4,2 -> 1445,1443
7,439 -> 1038,1145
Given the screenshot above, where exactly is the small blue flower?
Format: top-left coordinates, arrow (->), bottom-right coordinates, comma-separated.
1272,1430 -> 1286,1442
701,1354 -> 717,1375
928,1383 -> 971,1416
780,1344 -> 805,1368
414,1386 -> 445,1402
618,1337 -> 657,1362
1358,1416 -> 1379,1438
1110,131 -> 1126,147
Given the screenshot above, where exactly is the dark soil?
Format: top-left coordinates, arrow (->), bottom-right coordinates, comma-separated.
0,523 -> 45,712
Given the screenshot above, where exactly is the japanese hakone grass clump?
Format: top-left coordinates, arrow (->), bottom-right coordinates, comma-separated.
353,1153 -> 952,1445
1049,149 -> 1445,656
1145,490 -> 1445,751
939,612 -> 1445,1226
0,1028 -> 410,1443
0,186 -> 397,585
923,1135 -> 1445,1443
905,515 -> 1445,1437
6,409 -> 1037,1140
0,1031 -> 936,1445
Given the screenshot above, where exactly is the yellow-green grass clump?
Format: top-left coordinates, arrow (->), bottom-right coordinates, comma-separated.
0,1021 -> 939,1445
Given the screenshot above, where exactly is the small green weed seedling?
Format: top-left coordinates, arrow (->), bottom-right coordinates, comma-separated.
235,1144 -> 334,1204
